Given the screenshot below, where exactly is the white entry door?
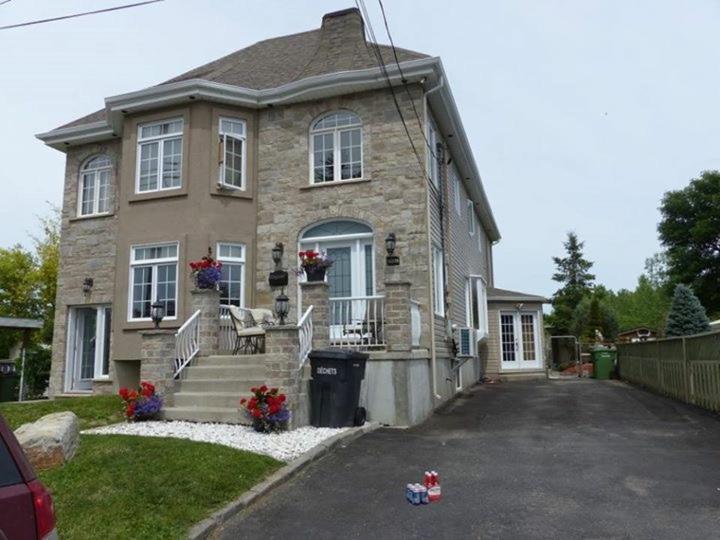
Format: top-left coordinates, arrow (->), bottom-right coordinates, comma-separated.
499,311 -> 542,371
67,306 -> 111,392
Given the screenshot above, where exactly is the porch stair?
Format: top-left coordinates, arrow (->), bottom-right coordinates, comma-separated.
163,354 -> 282,425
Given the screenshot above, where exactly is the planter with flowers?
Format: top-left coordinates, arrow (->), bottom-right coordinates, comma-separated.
119,381 -> 163,421
298,250 -> 333,282
240,386 -> 290,432
190,251 -> 223,290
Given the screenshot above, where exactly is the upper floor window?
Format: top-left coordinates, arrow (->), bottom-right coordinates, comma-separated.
452,168 -> 461,215
432,245 -> 445,317
217,242 -> 245,307
218,118 -> 246,189
427,117 -> 440,189
136,118 -> 183,193
310,111 -> 362,183
129,243 -> 178,321
78,155 -> 112,216
466,276 -> 488,337
467,199 -> 476,236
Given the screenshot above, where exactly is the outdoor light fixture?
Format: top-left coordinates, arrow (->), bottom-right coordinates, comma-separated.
274,293 -> 289,325
82,278 -> 94,294
269,242 -> 289,288
385,233 -> 399,266
150,302 -> 165,328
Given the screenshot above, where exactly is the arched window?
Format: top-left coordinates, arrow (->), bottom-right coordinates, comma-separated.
310,111 -> 362,183
78,155 -> 112,216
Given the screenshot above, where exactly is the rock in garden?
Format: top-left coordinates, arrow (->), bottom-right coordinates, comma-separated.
14,411 -> 79,470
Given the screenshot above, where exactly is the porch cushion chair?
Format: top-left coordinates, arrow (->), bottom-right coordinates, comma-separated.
228,306 -> 266,355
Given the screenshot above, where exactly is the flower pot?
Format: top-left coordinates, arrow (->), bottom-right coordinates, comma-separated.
304,265 -> 326,282
252,418 -> 272,433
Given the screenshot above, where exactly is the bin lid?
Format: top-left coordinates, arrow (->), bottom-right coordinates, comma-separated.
308,348 -> 369,361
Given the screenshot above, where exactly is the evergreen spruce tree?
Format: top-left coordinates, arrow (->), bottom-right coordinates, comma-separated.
665,284 -> 710,337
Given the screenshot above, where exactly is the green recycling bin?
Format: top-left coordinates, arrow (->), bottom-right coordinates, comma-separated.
591,348 -> 616,380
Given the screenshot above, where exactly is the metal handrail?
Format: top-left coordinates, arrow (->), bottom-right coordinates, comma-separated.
297,305 -> 314,371
174,309 -> 201,378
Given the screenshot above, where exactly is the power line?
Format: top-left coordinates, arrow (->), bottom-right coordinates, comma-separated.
354,0 -> 431,182
0,0 -> 164,31
0,1 -> 13,7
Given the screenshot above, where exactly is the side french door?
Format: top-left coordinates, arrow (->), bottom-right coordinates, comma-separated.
499,311 -> 541,370
67,306 -> 111,392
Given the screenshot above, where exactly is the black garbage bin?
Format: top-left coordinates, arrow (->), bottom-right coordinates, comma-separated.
309,348 -> 368,428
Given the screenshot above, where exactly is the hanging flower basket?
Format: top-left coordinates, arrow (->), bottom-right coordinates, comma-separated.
190,253 -> 223,290
298,250 -> 333,282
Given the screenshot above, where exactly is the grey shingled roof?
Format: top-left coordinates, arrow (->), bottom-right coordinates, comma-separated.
59,10 -> 427,130
487,287 -> 550,303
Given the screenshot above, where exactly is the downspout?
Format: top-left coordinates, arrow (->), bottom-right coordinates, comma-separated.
424,75 -> 444,400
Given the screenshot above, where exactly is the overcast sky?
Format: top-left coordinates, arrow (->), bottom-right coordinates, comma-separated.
2,0 -> 719,298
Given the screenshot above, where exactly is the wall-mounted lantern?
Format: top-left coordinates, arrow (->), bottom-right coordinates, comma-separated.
82,277 -> 94,294
385,233 -> 399,266
274,293 -> 289,325
150,302 -> 165,328
269,242 -> 289,289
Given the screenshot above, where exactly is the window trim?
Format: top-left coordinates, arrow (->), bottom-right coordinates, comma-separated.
127,241 -> 179,322
135,118 -> 184,194
216,242 -> 246,307
432,245 -> 445,317
77,155 -> 112,217
309,111 -> 364,184
218,117 -> 247,191
467,199 -> 476,236
466,275 -> 489,337
453,170 -> 461,215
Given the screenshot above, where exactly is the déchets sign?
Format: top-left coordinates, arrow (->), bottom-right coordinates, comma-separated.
316,366 -> 338,375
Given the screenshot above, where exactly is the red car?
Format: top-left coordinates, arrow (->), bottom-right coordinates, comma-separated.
0,414 -> 57,540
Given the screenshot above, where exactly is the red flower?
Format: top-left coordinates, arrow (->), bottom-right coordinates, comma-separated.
239,398 -> 247,405
128,390 -> 139,401
125,403 -> 136,418
250,387 -> 257,393
278,394 -> 286,403
270,387 -> 278,394
251,409 -> 262,419
119,387 -> 130,401
259,385 -> 268,393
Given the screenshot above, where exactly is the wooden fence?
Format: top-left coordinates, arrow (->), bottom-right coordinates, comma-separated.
617,330 -> 720,412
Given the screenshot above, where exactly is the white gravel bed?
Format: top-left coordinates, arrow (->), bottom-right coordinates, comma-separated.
83,421 -> 348,462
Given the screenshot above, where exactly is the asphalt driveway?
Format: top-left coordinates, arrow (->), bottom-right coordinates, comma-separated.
216,379 -> 720,539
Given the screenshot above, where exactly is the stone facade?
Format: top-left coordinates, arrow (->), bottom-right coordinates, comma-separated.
139,330 -> 176,401
49,140 -> 121,396
190,289 -> 220,357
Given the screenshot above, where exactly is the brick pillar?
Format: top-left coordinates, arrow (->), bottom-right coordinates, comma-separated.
300,281 -> 330,350
139,329 -> 176,401
384,280 -> 412,352
264,325 -> 300,358
190,289 -> 220,357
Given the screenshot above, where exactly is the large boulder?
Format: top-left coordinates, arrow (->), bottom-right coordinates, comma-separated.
15,412 -> 79,470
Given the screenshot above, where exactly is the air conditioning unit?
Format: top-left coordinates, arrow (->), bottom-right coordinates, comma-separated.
455,327 -> 476,358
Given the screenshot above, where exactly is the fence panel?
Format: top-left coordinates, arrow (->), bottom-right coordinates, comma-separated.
618,330 -> 720,413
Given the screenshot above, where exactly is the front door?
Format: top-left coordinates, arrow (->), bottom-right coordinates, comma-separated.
67,306 -> 111,392
500,311 -> 541,371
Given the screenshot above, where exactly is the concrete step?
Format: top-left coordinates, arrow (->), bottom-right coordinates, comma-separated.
163,406 -> 250,425
201,355 -> 267,368
184,365 -> 266,380
188,362 -> 267,378
174,392 -> 260,409
177,378 -> 267,393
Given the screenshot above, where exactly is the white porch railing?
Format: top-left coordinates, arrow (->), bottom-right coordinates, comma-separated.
174,309 -> 201,378
219,304 -> 234,352
410,299 -> 422,347
297,305 -> 314,369
329,295 -> 385,349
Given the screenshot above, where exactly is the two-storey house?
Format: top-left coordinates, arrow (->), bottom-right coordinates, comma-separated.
37,8 -> 547,426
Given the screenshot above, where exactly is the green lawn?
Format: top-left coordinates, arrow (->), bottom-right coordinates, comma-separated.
40,434 -> 281,539
0,395 -> 123,430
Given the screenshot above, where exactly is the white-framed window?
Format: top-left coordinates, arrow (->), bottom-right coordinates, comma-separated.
427,117 -> 440,189
218,117 -> 246,189
310,111 -> 363,183
217,242 -> 245,307
78,155 -> 112,216
478,229 -> 484,253
128,243 -> 178,321
467,199 -> 476,236
432,245 -> 445,317
136,118 -> 183,193
453,169 -> 461,215
466,276 -> 488,337
66,305 -> 112,391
